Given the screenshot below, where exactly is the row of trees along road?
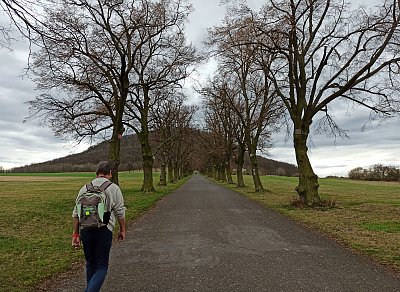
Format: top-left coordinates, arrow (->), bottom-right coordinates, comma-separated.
200,24 -> 285,192
2,1 -> 400,204
201,0 -> 400,205
1,0 -> 202,191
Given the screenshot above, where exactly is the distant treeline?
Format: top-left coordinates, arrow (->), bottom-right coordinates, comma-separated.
6,135 -> 298,176
348,164 -> 400,182
7,162 -> 142,174
9,135 -> 144,173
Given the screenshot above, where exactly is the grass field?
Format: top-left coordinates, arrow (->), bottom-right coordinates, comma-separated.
216,175 -> 400,273
0,172 -> 189,291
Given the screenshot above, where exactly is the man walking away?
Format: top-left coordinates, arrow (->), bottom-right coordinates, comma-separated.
71,161 -> 126,292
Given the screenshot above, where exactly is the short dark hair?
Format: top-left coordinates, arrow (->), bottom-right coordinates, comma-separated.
96,161 -> 113,176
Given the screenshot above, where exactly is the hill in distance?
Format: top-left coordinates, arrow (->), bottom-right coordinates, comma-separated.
11,135 -> 298,176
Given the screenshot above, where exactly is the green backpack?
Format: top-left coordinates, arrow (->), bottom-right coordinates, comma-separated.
76,181 -> 112,230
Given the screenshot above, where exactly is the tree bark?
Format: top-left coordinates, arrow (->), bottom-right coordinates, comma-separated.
159,163 -> 167,186
249,152 -> 265,192
141,152 -> 155,192
108,134 -> 121,185
178,164 -> 182,180
108,119 -> 125,185
236,144 -> 246,187
173,161 -> 179,181
211,163 -> 217,180
138,127 -> 155,192
293,129 -> 320,205
225,140 -> 234,184
220,163 -> 226,182
216,164 -> 221,180
167,160 -> 174,183
226,160 -> 233,184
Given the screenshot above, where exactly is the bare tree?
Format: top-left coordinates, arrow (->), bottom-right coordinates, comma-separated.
203,99 -> 228,181
26,0 -> 200,188
171,120 -> 198,179
249,0 -> 400,204
207,12 -> 284,192
151,93 -> 183,186
213,87 -> 236,184
27,0 -> 138,184
0,0 -> 48,46
151,91 -> 197,186
200,76 -> 243,185
122,0 -> 202,191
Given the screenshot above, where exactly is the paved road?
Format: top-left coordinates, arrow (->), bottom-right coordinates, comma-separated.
53,175 -> 400,291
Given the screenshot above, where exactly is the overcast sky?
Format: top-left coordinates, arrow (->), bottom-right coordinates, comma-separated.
0,0 -> 399,177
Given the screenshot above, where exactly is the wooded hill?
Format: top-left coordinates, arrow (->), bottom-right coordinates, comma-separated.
11,135 -> 298,176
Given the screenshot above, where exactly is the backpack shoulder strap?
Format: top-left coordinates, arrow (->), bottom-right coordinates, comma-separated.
98,180 -> 113,192
85,182 -> 94,192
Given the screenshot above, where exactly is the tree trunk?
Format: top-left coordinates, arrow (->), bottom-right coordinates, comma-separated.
173,162 -> 179,181
225,139 -> 234,184
159,163 -> 167,186
108,128 -> 123,185
226,160 -> 234,184
236,144 -> 246,187
141,152 -> 155,192
211,163 -> 217,180
179,165 -> 183,179
138,129 -> 155,192
168,160 -> 174,183
221,163 -> 227,182
236,168 -> 245,186
177,165 -> 180,180
108,135 -> 121,185
293,129 -> 320,205
249,152 -> 265,192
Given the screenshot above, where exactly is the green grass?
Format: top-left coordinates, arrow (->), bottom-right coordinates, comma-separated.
0,172 -> 189,291
215,175 -> 400,272
361,221 -> 400,233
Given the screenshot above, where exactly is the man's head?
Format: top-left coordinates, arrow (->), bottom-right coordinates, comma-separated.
96,161 -> 113,177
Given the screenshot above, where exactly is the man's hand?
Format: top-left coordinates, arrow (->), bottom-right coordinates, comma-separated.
118,230 -> 126,241
72,235 -> 81,249
118,217 -> 126,241
72,217 -> 80,249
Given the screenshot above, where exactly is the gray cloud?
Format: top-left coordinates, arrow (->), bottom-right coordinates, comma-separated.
0,35 -> 86,168
269,114 -> 400,177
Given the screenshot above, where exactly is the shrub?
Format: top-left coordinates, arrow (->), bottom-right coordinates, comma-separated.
348,164 -> 400,182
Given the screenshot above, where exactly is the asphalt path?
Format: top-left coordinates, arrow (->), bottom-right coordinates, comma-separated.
53,175 -> 400,291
